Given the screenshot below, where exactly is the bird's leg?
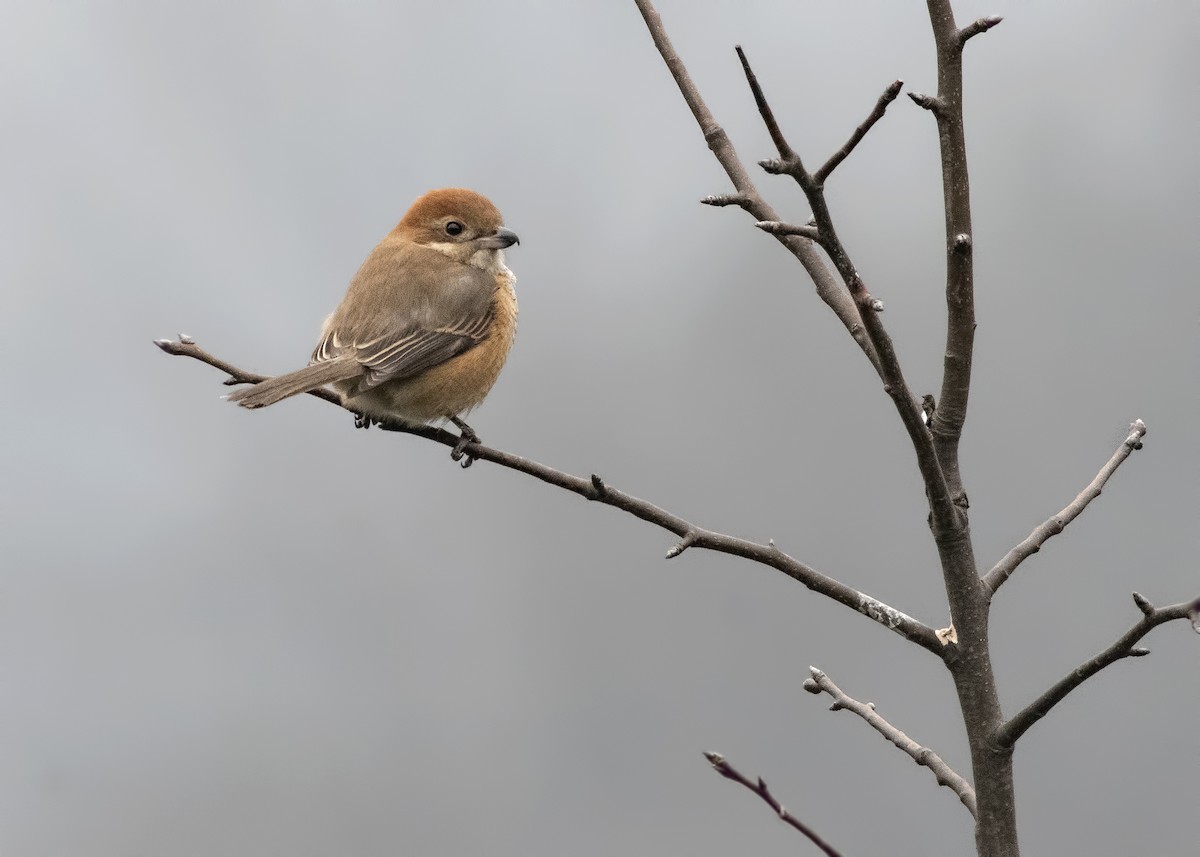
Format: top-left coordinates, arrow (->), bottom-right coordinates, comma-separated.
449,416 -> 481,468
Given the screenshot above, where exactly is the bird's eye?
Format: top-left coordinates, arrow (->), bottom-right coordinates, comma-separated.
445,221 -> 464,236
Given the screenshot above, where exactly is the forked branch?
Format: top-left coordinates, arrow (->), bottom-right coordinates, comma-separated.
995,593 -> 1200,748
732,44 -> 958,536
632,0 -> 882,375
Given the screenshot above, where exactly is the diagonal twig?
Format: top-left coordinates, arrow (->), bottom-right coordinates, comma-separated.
984,420 -> 1148,594
995,593 -> 1200,748
703,751 -> 843,857
804,667 -> 977,816
155,337 -> 946,655
815,79 -> 905,183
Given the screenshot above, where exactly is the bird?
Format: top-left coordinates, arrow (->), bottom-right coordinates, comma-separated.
226,188 -> 519,463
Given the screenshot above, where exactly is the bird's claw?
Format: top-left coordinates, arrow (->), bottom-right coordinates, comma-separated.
354,412 -> 376,429
450,434 -> 477,468
449,417 -> 481,468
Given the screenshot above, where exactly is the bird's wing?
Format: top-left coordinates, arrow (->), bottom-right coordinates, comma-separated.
310,241 -> 498,387
312,305 -> 493,388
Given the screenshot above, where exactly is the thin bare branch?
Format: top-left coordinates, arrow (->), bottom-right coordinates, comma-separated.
702,752 -> 843,857
157,337 -> 945,655
734,45 -> 802,168
154,337 -> 342,407
984,420 -> 1148,593
633,0 -> 882,374
804,667 -> 977,817
815,79 -> 905,183
995,594 -> 1200,749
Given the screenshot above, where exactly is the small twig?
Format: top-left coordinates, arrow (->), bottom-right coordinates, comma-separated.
815,79 -> 905,183
1131,591 -> 1154,617
700,193 -> 750,209
734,45 -> 801,168
803,667 -> 977,816
157,336 -> 946,655
702,752 -> 843,857
995,593 -> 1200,748
906,91 -> 943,113
665,530 -> 698,559
984,420 -> 1148,593
957,15 -> 1004,45
755,221 -> 820,240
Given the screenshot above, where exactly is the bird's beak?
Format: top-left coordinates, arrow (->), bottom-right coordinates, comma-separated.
478,227 -> 520,249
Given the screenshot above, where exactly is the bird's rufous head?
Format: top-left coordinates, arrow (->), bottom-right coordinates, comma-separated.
394,188 -> 519,271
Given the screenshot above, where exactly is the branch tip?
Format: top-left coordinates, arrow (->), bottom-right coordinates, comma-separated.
1131,591 -> 1154,616
756,220 -> 820,240
758,157 -> 791,176
666,530 -> 698,559
699,193 -> 747,208
700,748 -> 844,854
1128,647 -> 1151,658
907,92 -> 940,112
958,15 -> 1004,44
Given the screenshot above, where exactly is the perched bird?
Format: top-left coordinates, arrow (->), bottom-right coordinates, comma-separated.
227,188 -> 519,459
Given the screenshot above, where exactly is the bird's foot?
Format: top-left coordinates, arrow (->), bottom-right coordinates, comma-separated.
353,412 -> 377,429
449,417 -> 481,468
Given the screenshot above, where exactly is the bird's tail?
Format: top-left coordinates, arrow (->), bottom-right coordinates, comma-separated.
226,356 -> 361,409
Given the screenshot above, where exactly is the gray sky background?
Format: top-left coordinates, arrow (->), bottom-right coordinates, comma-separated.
4,2 -> 1197,855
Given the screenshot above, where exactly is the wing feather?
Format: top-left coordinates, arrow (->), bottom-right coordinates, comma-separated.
308,246 -> 497,387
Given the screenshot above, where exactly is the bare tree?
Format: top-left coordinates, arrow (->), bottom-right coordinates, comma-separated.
156,2 -> 1198,854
